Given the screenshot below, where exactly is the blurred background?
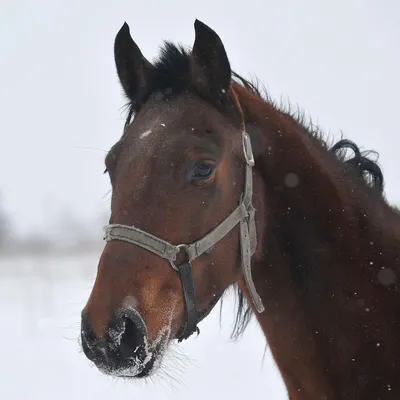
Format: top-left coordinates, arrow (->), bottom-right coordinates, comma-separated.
0,0 -> 399,398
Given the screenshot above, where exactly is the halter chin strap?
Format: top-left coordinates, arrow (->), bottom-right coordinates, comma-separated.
103,131 -> 265,341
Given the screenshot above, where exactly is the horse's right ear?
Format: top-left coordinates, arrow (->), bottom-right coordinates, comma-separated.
114,23 -> 153,105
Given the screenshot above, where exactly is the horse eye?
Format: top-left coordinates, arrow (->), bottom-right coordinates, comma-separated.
192,163 -> 215,181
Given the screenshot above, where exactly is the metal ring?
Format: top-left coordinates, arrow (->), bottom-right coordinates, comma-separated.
169,260 -> 180,271
169,244 -> 190,271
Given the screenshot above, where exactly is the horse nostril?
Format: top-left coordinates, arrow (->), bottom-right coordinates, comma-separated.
119,315 -> 145,358
107,309 -> 147,361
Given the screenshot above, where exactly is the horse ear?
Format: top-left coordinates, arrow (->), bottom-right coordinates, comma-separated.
114,22 -> 153,105
191,19 -> 231,101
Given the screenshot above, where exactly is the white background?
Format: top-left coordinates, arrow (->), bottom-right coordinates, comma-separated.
0,1 -> 399,399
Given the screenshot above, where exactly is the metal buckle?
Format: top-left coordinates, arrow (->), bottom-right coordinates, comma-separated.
242,131 -> 255,167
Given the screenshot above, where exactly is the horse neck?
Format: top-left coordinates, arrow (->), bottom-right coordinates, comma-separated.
234,84 -> 400,399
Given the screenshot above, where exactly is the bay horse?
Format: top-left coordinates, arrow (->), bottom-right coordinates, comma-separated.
81,19 -> 400,399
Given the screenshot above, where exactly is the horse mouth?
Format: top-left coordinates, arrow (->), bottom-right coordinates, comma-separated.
136,355 -> 156,377
97,347 -> 160,379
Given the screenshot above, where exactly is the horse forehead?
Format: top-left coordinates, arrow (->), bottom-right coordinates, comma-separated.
125,97 -> 226,162
126,118 -> 170,157
137,95 -> 209,132
129,116 -> 197,157
131,110 -> 182,143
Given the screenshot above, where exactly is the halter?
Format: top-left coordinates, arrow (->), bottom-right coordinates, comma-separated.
103,130 -> 265,341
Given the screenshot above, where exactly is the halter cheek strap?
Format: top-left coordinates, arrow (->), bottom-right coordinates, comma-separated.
103,130 -> 265,341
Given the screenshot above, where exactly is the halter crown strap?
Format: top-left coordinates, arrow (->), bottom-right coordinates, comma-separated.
103,130 -> 265,340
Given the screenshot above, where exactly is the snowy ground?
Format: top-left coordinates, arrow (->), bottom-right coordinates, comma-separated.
0,252 -> 287,399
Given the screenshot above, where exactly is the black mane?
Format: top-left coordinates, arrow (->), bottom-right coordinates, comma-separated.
232,72 -> 385,194
124,42 -> 384,196
123,41 -> 386,340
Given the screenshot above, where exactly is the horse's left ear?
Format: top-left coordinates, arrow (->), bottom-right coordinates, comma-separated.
191,20 -> 231,102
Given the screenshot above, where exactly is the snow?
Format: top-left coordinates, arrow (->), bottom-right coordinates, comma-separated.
0,252 -> 287,399
284,173 -> 300,188
140,130 -> 152,139
377,268 -> 397,285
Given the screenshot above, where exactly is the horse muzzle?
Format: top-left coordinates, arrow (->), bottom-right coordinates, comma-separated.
80,308 -> 157,378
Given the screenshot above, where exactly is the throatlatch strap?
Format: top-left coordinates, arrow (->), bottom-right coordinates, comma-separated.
176,262 -> 198,341
240,214 -> 264,313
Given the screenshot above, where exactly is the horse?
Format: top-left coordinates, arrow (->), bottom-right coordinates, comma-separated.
80,19 -> 400,399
